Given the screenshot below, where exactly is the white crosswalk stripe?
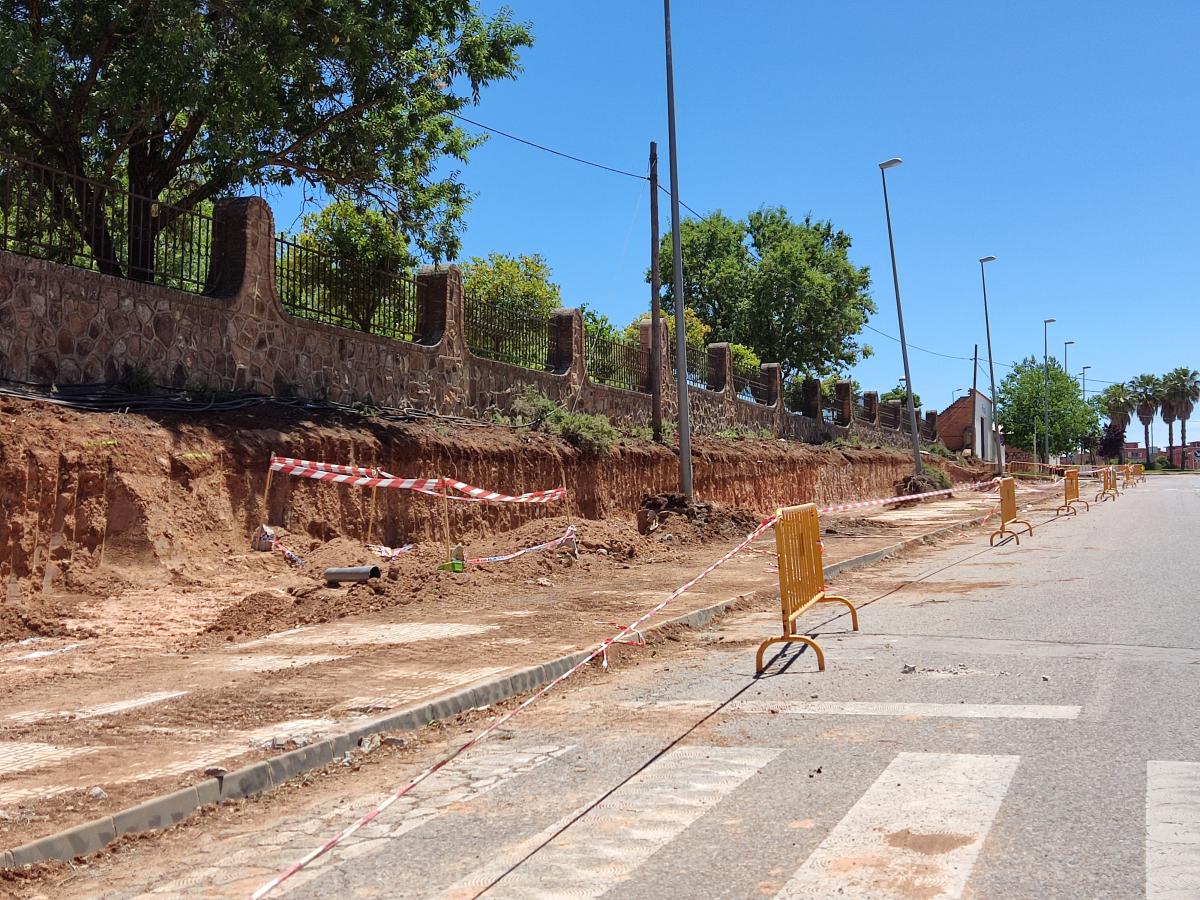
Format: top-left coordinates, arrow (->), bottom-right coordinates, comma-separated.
1146,760 -> 1200,899
441,745 -> 780,899
775,752 -> 1020,899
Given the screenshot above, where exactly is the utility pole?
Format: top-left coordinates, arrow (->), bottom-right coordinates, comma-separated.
663,0 -> 693,496
979,256 -> 1001,473
649,141 -> 662,443
972,343 -> 979,457
972,343 -> 979,395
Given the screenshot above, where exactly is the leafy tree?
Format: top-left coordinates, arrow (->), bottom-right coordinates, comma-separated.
460,252 -> 561,316
1162,367 -> 1199,466
880,382 -> 921,410
653,207 -> 874,378
821,376 -> 862,407
1098,420 -> 1125,461
0,1 -> 531,276
281,201 -> 414,332
1128,374 -> 1162,462
995,356 -> 1099,459
1097,382 -> 1135,463
624,306 -> 711,349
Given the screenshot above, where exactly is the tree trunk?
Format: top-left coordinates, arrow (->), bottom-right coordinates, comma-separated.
1144,422 -> 1152,466
126,146 -> 160,283
1167,423 -> 1175,468
1182,418 -> 1190,470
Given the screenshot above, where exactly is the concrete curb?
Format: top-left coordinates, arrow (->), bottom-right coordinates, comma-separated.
3,507 -> 995,868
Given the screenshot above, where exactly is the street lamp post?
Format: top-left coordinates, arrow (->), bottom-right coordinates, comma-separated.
979,256 -> 1001,472
1080,365 -> 1091,463
662,0 -> 693,497
952,387 -> 964,403
1043,317 -> 1056,463
878,158 -> 923,475
1063,340 -> 1074,379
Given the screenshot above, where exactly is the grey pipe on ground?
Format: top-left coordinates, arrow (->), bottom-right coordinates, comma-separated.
323,566 -> 381,585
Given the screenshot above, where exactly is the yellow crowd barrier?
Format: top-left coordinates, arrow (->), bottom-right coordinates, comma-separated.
989,476 -> 1034,546
1122,464 -> 1136,490
1095,466 -> 1120,502
756,504 -> 859,674
1056,470 -> 1089,516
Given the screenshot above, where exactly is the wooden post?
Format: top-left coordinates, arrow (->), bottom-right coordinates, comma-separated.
97,462 -> 110,567
440,476 -> 453,562
261,468 -> 275,525
365,482 -> 379,544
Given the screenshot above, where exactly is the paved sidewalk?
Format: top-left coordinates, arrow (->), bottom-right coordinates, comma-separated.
1,484 -> 1057,858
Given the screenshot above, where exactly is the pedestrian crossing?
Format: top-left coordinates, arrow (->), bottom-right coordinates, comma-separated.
248,741 -> 1197,900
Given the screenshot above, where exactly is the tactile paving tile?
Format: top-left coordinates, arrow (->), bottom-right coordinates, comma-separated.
0,741 -> 100,776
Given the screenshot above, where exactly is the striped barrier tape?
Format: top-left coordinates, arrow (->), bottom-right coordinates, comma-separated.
269,453 -> 565,504
815,478 -> 998,515
467,526 -> 577,565
369,543 -> 415,561
250,515 -> 779,899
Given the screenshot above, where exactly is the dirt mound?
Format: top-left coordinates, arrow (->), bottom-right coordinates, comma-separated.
638,493 -> 761,540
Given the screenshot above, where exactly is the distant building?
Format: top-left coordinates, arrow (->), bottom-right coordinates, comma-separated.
1124,442 -> 1146,462
938,389 -> 998,461
1167,441 -> 1200,469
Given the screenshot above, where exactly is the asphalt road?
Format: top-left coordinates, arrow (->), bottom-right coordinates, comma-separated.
58,473 -> 1200,899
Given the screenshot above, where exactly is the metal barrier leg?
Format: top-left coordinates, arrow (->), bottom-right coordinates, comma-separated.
1013,519 -> 1034,536
819,594 -> 860,632
1069,498 -> 1090,512
990,526 -> 1020,546
755,634 -> 826,675
1056,503 -> 1077,517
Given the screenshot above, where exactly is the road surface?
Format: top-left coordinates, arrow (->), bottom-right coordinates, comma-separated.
44,473 -> 1200,899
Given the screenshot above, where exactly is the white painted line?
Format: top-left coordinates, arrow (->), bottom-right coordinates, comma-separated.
1147,760 -> 1200,899
444,745 -> 779,899
776,752 -> 1019,899
618,699 -> 1080,720
777,701 -> 1080,720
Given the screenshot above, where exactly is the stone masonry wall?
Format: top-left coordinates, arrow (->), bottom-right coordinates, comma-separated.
0,196 -> 939,450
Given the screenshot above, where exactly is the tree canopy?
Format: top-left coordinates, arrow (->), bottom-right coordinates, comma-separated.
880,382 -> 921,410
653,207 -> 874,378
0,0 -> 532,270
460,252 -> 562,316
995,356 -> 1098,458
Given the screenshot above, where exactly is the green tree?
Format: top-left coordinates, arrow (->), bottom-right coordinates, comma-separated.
282,201 -> 414,333
653,207 -> 874,378
1128,374 -> 1162,462
624,306 -> 711,349
880,382 -> 921,410
0,1 -> 531,275
1097,382 -> 1135,463
1162,367 -> 1199,467
460,253 -> 562,316
820,376 -> 862,407
995,356 -> 1099,458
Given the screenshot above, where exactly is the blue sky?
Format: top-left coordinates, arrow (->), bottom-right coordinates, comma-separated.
274,1 -> 1199,446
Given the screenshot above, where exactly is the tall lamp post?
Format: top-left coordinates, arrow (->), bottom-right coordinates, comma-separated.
662,0 -> 692,497
1043,317 -> 1056,463
979,256 -> 1000,472
952,387 -> 964,403
1063,340 -> 1074,377
878,157 -> 923,475
1080,365 -> 1091,463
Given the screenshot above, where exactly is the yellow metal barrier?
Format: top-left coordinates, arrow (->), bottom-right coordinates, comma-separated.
989,477 -> 1034,546
755,504 -> 859,674
1122,464 -> 1136,490
1136,463 -> 1146,482
1095,466 -> 1120,502
1056,470 -> 1089,516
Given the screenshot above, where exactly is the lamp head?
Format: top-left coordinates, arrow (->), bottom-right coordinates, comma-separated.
879,157 -> 903,170
1065,340 -> 1075,346
980,255 -> 997,263
1044,318 -> 1057,325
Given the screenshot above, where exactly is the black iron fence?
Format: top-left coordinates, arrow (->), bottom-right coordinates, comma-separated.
732,359 -> 768,403
671,342 -> 710,391
464,295 -> 550,370
586,330 -> 644,392
0,153 -> 214,293
275,236 -> 420,341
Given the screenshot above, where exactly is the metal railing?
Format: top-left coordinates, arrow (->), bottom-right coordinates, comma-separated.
464,295 -> 550,370
671,342 -> 710,391
732,359 -> 768,403
854,402 -> 874,423
0,153 -> 214,293
586,331 -> 644,392
878,404 -> 900,429
275,236 -> 419,341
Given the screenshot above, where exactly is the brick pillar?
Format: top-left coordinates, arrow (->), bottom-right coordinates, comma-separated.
414,266 -> 454,345
706,342 -> 730,393
762,363 -> 782,406
638,318 -> 669,393
547,308 -> 582,375
834,380 -> 853,426
925,409 -> 938,439
800,377 -> 821,418
885,399 -> 903,429
862,391 -> 879,424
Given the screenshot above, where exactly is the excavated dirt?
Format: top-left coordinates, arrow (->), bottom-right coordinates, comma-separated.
0,395 -> 987,644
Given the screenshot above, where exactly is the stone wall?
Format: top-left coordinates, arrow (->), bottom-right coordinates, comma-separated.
0,196 -> 940,450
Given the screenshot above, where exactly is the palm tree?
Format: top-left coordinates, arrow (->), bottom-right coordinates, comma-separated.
1128,374 -> 1162,465
1164,367 -> 1200,470
1160,382 -> 1178,467
1098,382 -> 1135,463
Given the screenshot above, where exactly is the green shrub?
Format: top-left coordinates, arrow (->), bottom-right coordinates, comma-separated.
506,386 -> 616,456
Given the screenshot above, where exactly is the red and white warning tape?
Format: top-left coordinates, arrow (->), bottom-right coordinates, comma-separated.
467,526 -> 577,565
815,478 -> 998,515
269,454 -> 565,504
249,515 -> 778,899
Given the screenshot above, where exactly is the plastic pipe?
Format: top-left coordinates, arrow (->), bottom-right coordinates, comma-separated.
323,566 -> 381,585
